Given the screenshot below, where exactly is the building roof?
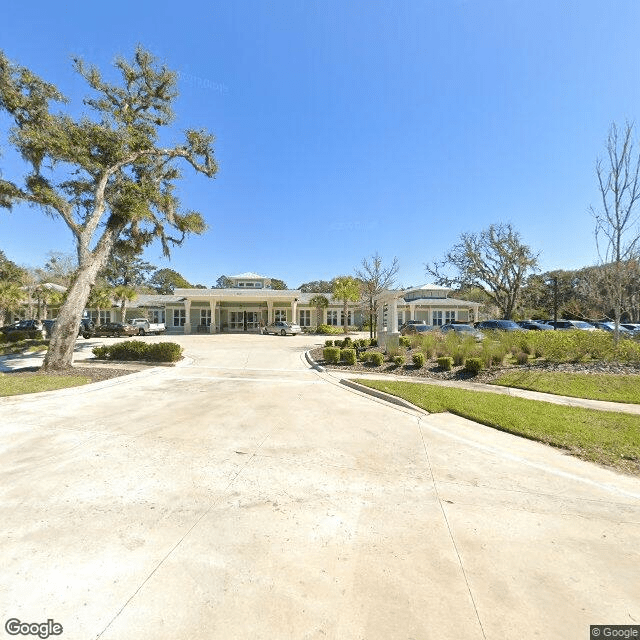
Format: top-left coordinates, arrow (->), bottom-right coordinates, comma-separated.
228,272 -> 270,280
130,294 -> 186,307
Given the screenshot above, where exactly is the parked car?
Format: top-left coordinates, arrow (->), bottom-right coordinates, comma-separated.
43,319 -> 56,337
400,324 -> 434,336
475,320 -> 524,332
263,321 -> 302,336
591,321 -> 634,337
0,319 -> 45,337
545,319 -> 596,331
128,318 -> 166,335
83,322 -> 139,338
622,323 -> 640,335
398,320 -> 426,332
440,323 -> 484,341
79,318 -> 95,335
517,320 -> 553,331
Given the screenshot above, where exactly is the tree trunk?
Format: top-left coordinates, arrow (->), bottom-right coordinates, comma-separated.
42,229 -> 119,371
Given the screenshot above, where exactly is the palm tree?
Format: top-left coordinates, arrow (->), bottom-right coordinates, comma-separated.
34,284 -> 64,319
87,286 -> 113,324
113,285 -> 138,322
332,277 -> 361,334
309,294 -> 329,328
0,281 -> 25,326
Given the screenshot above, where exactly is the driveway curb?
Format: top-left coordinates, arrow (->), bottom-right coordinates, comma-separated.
339,377 -> 429,414
304,349 -> 325,372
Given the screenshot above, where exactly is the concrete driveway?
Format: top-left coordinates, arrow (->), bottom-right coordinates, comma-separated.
1,334 -> 639,640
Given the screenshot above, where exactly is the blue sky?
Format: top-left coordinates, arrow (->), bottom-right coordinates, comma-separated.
1,0 -> 639,289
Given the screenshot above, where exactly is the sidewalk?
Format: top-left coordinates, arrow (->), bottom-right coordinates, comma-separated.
320,366 -> 640,415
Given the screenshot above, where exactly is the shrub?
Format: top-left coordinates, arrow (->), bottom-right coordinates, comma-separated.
341,348 -> 357,365
91,341 -> 183,363
412,352 -> 425,368
342,337 -> 353,347
146,342 -> 183,362
370,338 -> 378,347
369,352 -> 384,366
399,336 -> 411,348
333,339 -> 343,348
392,354 -> 405,367
324,339 -> 334,347
515,351 -> 529,365
359,351 -> 371,362
463,357 -> 483,375
323,346 -> 341,364
316,324 -> 343,335
6,330 -> 41,342
437,356 -> 453,371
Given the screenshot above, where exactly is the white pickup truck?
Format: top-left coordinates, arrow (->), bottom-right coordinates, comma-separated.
129,318 -> 166,335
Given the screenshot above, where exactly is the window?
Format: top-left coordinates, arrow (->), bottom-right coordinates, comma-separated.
99,310 -> 111,323
327,310 -> 338,326
274,309 -> 287,322
340,311 -> 353,326
433,311 -> 443,326
173,309 -> 186,327
200,309 -> 211,326
150,309 -> 165,323
298,309 -> 311,327
445,310 -> 455,323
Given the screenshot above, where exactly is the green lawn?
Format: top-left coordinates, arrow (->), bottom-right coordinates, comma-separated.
355,378 -> 640,475
490,370 -> 640,404
0,373 -> 92,397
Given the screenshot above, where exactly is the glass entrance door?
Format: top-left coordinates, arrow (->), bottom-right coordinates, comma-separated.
246,312 -> 259,330
229,311 -> 260,331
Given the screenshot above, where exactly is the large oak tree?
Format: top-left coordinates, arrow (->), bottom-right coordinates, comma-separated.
0,47 -> 218,369
426,223 -> 539,320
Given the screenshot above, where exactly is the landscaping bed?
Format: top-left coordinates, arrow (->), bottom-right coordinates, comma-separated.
0,366 -> 135,396
310,344 -> 640,384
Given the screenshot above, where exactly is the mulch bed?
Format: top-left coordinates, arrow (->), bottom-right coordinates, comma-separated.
309,346 -> 640,382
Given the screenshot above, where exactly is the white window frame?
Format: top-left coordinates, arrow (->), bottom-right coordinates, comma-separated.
173,309 -> 186,327
433,310 -> 443,326
274,309 -> 287,322
200,309 -> 211,326
445,310 -> 455,323
327,310 -> 338,326
298,309 -> 311,327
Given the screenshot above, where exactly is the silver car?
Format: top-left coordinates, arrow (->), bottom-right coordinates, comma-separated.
440,323 -> 484,341
263,321 -> 302,336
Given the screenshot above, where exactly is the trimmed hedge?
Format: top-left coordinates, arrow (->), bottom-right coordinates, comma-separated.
323,346 -> 341,364
341,348 -> 357,365
324,339 -> 334,347
463,357 -> 483,375
369,352 -> 384,366
412,352 -> 425,368
392,354 -> 405,367
92,340 -> 183,363
399,336 -> 411,348
316,324 -> 344,335
437,356 -> 454,371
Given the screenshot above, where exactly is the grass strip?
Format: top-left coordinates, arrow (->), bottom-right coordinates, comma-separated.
355,378 -> 640,475
0,373 -> 92,397
490,371 -> 640,404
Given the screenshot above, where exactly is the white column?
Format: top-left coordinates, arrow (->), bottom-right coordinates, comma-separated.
209,300 -> 216,333
291,299 -> 298,324
377,301 -> 385,334
183,299 -> 191,334
267,301 -> 273,324
409,304 -> 416,321
389,297 -> 399,333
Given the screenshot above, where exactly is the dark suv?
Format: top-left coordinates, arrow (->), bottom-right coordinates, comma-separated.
475,320 -> 524,332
